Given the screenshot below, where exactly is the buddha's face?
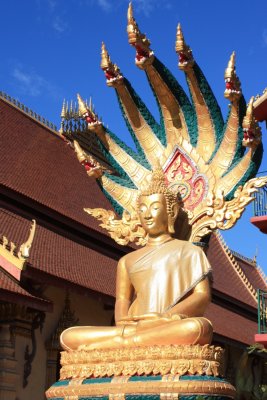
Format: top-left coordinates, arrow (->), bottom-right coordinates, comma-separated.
138,193 -> 169,237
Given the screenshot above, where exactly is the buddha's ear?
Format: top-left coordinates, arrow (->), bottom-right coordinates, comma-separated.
168,203 -> 179,234
171,203 -> 179,220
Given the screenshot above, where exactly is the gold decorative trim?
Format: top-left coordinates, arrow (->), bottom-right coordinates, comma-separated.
46,378 -> 235,399
0,91 -> 58,133
0,220 -> 36,272
60,344 -> 224,380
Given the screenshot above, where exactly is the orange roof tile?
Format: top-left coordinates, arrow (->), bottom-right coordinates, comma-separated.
207,234 -> 257,309
205,303 -> 257,345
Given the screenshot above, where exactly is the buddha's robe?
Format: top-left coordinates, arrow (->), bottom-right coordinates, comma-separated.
127,239 -> 211,316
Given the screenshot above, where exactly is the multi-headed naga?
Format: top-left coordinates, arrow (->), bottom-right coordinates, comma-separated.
70,3 -> 265,245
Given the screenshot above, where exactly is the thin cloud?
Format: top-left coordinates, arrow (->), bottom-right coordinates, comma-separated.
12,67 -> 61,99
96,0 -> 111,12
132,0 -> 172,16
263,29 -> 267,46
53,16 -> 68,33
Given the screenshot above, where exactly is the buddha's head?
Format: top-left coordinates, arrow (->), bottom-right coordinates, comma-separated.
137,168 -> 179,237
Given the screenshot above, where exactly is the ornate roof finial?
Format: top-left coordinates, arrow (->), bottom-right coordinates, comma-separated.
100,42 -> 123,86
242,97 -> 262,148
18,219 -> 36,259
0,220 -> 36,280
224,52 -> 241,102
61,99 -> 66,119
175,23 -> 193,70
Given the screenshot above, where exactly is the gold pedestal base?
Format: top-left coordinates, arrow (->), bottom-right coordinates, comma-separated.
46,345 -> 236,400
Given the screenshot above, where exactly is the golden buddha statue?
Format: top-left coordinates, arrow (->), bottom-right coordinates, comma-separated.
60,168 -> 213,351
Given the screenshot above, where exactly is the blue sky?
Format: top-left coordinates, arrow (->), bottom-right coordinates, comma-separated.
1,0 -> 267,271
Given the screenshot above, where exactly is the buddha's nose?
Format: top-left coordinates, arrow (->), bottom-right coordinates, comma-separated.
144,210 -> 152,219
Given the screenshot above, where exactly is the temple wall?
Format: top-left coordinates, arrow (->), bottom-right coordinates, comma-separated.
9,285 -> 113,400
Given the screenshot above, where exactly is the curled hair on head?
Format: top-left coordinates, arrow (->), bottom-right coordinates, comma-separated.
137,167 -> 178,216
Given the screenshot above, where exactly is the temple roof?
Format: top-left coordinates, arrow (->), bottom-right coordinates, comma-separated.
0,97 -> 112,237
205,303 -> 256,345
0,268 -> 51,311
0,207 -> 117,298
207,234 -> 259,309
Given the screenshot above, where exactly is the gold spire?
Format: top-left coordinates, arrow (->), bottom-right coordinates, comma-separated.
61,99 -> 66,119
101,42 -> 111,70
224,51 -> 235,80
127,1 -> 138,44
175,23 -> 193,70
100,42 -> 122,85
175,23 -> 185,53
127,2 -> 151,49
77,93 -> 88,117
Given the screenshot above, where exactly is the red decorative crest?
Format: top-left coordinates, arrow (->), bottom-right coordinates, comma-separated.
164,148 -> 208,211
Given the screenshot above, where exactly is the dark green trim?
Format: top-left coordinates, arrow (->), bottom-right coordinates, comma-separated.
125,396 -> 160,400
180,375 -> 227,382
129,375 -> 162,382
82,377 -> 112,384
97,178 -> 124,216
94,129 -> 139,186
151,57 -> 198,147
52,380 -> 69,387
80,397 -> 109,400
116,78 -> 163,167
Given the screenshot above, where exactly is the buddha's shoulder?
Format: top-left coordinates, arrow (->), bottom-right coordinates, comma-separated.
170,239 -> 203,254
118,246 -> 148,267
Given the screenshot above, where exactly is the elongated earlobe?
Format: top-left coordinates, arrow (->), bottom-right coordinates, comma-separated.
168,204 -> 179,234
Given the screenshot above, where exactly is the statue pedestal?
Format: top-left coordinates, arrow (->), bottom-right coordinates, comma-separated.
46,345 -> 236,399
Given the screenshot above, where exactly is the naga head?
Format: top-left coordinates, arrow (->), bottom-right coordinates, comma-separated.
137,167 -> 179,235
77,93 -> 102,133
224,52 -> 241,102
242,97 -> 262,148
73,140 -> 106,178
127,2 -> 154,69
175,24 -> 194,71
101,43 -> 123,87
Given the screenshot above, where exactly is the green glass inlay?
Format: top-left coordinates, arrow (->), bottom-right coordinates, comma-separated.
82,377 -> 112,384
80,397 -> 109,400
129,375 -> 162,382
52,379 -> 70,387
126,396 -> 160,400
180,375 -> 227,382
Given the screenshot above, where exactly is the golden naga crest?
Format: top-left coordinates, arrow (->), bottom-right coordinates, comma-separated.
64,4 -> 266,246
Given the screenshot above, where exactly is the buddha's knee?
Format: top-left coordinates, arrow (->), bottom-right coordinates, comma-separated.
60,327 -> 78,351
191,317 -> 213,345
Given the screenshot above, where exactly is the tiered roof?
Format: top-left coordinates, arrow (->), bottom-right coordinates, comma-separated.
1,96 -> 267,345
